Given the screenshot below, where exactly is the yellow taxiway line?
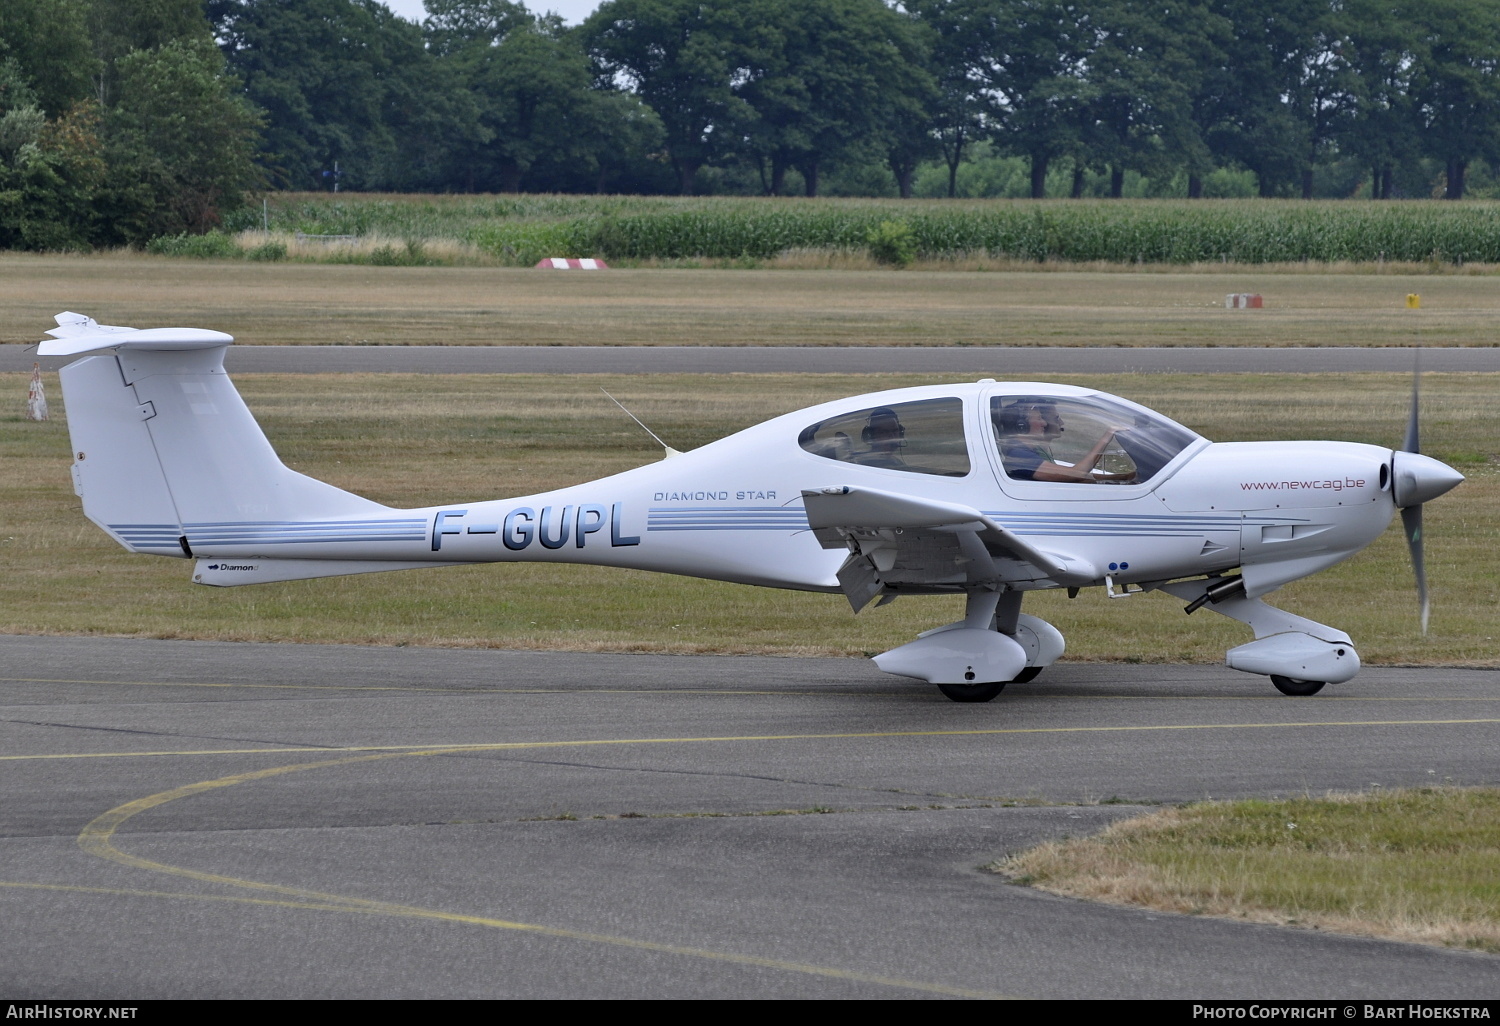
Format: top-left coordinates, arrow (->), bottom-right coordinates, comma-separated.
72,747 -> 1014,999
5,717 -> 1499,762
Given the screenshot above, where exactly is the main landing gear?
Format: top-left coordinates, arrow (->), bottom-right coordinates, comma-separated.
1270,675 -> 1326,696
938,681 -> 1007,703
870,590 -> 1064,703
936,663 -> 1046,704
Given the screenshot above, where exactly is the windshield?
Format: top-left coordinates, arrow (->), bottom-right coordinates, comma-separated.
991,394 -> 1198,484
799,397 -> 971,477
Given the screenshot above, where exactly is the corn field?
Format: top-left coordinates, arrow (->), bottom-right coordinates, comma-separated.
215,195 -> 1500,267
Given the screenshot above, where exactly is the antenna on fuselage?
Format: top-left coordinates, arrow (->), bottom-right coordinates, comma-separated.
601,388 -> 683,460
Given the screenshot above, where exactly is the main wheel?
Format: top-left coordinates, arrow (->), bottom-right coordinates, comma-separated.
1271,675 -> 1326,696
937,681 -> 1006,703
1011,666 -> 1043,684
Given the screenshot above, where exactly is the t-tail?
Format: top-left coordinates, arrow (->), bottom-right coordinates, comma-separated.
41,313 -> 466,586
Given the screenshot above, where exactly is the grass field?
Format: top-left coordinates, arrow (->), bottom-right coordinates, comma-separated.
997,788 -> 1500,952
3,254 -> 1499,348
2,370 -> 1494,664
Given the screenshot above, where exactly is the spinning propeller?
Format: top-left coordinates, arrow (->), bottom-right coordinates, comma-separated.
1389,357 -> 1465,633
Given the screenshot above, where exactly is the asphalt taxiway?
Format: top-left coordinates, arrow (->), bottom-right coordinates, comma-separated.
2,634 -> 1497,998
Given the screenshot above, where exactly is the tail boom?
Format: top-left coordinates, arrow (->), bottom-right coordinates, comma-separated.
44,313 -> 841,593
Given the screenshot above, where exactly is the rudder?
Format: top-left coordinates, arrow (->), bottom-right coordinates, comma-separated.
62,354 -> 186,555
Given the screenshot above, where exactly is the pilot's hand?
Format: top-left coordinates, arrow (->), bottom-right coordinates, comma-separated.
1081,429 -> 1117,470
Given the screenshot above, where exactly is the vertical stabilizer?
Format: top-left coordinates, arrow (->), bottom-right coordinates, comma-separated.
45,315 -> 389,557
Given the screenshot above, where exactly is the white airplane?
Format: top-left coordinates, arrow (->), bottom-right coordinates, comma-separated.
39,312 -> 1464,702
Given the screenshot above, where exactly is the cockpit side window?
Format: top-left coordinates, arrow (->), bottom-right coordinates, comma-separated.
991,395 -> 1197,484
798,397 -> 970,477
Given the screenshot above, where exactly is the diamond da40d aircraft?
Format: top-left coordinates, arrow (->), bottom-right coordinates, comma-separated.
39,313 -> 1463,702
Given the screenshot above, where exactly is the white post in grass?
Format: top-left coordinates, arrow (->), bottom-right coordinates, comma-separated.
26,362 -> 48,421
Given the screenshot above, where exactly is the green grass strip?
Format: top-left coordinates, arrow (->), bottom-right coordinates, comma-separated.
999,787 -> 1500,952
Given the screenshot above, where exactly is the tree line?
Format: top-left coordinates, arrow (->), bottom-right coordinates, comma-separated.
2,0 -> 1498,250
0,0 -> 265,249
216,0 -> 1500,200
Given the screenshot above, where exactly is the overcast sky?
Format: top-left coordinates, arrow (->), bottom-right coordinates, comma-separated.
381,0 -> 603,26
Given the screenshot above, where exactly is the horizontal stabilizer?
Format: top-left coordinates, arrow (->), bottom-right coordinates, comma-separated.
39,312 -> 232,356
194,559 -> 474,587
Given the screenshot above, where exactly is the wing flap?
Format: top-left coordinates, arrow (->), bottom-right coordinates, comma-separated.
803,486 -> 1074,577
801,486 -> 1095,607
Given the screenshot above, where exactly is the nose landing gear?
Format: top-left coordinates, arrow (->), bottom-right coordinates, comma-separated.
1160,578 -> 1357,697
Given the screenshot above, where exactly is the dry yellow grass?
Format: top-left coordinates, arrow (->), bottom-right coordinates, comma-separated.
997,788 -> 1500,953
4,253 -> 1499,348
231,230 -> 497,265
0,370 -> 1494,661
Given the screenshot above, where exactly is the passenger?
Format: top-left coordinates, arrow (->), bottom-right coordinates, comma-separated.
859,407 -> 907,468
799,424 -> 855,462
995,401 -> 1126,483
829,431 -> 853,462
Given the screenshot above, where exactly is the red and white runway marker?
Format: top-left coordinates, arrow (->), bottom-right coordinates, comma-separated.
536,258 -> 609,270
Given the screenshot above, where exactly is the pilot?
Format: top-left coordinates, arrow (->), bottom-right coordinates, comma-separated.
860,407 -> 907,468
995,401 -> 1127,483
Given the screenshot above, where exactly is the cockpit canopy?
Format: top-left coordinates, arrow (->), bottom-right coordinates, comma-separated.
991,394 -> 1198,484
797,397 -> 970,477
796,390 -> 1199,485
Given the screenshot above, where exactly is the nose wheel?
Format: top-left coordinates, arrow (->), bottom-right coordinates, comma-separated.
1271,675 -> 1326,696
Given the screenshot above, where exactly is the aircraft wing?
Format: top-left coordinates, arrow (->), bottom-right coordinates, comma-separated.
801,485 -> 1095,611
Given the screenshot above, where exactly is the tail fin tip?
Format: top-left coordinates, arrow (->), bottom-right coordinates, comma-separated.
40,312 -> 233,357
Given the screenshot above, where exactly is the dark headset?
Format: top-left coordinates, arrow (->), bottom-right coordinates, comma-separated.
861,407 -> 905,444
995,403 -> 1036,434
